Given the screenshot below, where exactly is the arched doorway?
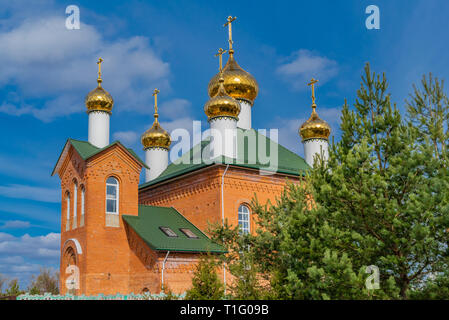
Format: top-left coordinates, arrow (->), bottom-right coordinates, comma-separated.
62,246 -> 78,295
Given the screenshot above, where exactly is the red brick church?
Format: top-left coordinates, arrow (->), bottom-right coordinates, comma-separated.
52,17 -> 330,296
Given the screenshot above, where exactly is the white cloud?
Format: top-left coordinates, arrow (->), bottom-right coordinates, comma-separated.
0,184 -> 59,203
0,232 -> 60,289
276,49 -> 338,90
0,15 -> 170,122
0,232 -> 59,259
0,220 -> 30,229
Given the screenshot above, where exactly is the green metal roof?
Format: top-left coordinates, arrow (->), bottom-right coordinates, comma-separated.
52,139 -> 147,176
122,205 -> 226,253
139,128 -> 309,189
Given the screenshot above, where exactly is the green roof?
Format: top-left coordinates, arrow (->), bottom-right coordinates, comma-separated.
139,128 -> 309,189
52,139 -> 147,176
122,205 -> 225,253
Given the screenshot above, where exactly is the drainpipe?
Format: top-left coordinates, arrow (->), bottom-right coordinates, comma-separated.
161,250 -> 170,292
221,164 -> 230,294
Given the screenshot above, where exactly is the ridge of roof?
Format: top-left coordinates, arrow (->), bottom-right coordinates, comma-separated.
52,139 -> 147,176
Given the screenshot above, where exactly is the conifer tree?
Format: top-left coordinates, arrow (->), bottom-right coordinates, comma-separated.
312,63 -> 449,299
184,254 -> 224,300
211,63 -> 449,299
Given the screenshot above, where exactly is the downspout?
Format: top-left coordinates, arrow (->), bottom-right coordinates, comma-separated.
161,250 -> 170,292
221,164 -> 230,294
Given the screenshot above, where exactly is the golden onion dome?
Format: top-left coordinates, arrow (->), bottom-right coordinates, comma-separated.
85,58 -> 114,113
299,78 -> 330,141
141,89 -> 171,150
299,107 -> 331,141
204,74 -> 241,121
208,50 -> 258,104
141,120 -> 171,150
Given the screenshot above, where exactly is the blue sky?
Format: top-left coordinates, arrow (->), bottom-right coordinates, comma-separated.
1,0 -> 448,289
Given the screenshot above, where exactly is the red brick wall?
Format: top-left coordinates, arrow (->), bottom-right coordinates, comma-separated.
58,144 -> 142,296
139,164 -> 300,235
57,145 -> 300,296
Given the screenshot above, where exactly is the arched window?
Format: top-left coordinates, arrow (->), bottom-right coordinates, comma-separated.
66,192 -> 71,231
106,177 -> 119,215
73,181 -> 78,228
238,204 -> 250,235
80,186 -> 85,227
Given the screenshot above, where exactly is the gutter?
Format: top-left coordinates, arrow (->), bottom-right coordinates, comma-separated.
161,250 -> 170,292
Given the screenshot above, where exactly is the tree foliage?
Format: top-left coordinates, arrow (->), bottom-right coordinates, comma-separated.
28,268 -> 59,295
185,254 -> 225,300
208,63 -> 449,300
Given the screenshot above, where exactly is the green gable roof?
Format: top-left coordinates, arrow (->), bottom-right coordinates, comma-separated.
52,139 -> 147,176
139,128 -> 309,189
122,205 -> 225,253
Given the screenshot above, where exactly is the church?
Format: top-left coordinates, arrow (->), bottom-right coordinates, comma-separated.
52,16 -> 331,296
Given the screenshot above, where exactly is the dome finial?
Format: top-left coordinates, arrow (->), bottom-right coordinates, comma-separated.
307,78 -> 319,109
96,57 -> 103,86
215,48 -> 228,73
224,16 -> 237,55
152,88 -> 160,123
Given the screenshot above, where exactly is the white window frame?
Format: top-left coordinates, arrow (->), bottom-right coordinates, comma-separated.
106,177 -> 119,215
238,204 -> 250,235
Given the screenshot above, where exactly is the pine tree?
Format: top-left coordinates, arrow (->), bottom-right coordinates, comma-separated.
209,63 -> 449,300
312,63 -> 449,299
184,254 -> 224,300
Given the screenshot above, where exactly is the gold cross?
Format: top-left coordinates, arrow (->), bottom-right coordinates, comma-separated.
96,57 -> 104,85
152,88 -> 160,118
214,48 -> 227,72
308,78 -> 318,106
224,16 -> 237,51
97,58 -> 103,78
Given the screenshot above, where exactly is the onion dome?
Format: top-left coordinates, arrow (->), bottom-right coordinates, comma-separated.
299,78 -> 331,141
207,50 -> 258,104
141,89 -> 171,150
204,72 -> 241,121
299,108 -> 331,141
85,58 -> 114,113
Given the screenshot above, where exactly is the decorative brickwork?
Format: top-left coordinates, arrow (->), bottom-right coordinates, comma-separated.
57,141 -> 301,296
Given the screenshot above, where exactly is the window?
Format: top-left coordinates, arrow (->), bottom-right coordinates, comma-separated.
179,228 -> 199,239
80,186 -> 85,226
238,204 -> 250,235
73,181 -> 77,228
66,192 -> 70,231
106,177 -> 119,215
159,226 -> 178,237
